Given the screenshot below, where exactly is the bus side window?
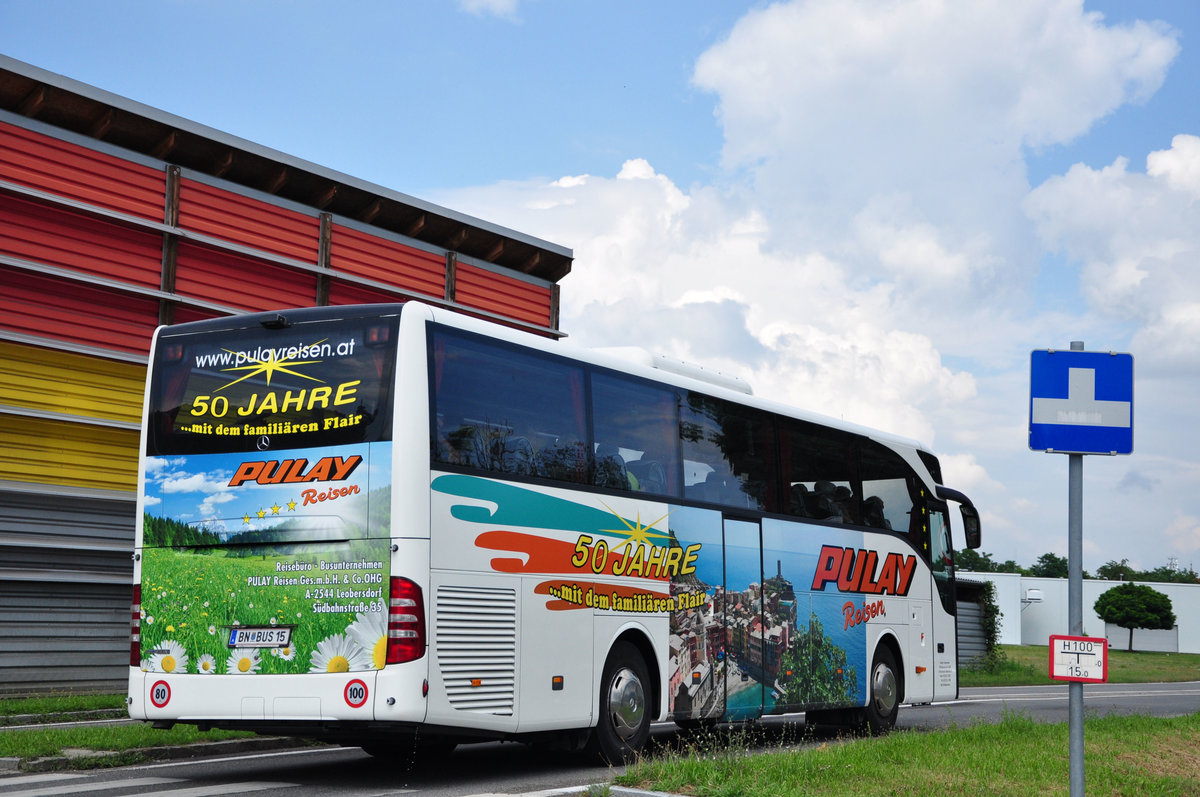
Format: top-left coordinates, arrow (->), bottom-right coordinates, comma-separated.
680,392 -> 775,510
430,327 -> 587,482
591,372 -> 682,497
779,419 -> 857,522
859,441 -> 917,534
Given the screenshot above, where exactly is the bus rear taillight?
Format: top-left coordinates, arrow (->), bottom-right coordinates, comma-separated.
386,577 -> 426,664
129,584 -> 142,667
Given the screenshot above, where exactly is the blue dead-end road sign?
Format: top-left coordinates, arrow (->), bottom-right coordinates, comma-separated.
1029,349 -> 1133,455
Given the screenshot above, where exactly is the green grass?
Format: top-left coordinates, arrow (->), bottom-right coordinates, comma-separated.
620,711 -> 1200,797
0,693 -> 125,718
0,723 -> 257,767
959,644 -> 1200,687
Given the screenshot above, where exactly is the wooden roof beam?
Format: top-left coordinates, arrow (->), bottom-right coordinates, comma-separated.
518,251 -> 541,274
265,166 -> 288,194
446,227 -> 468,251
88,109 -> 114,140
404,213 -> 426,238
213,150 -> 235,177
358,198 -> 382,224
483,239 -> 504,263
17,85 -> 45,117
314,184 -> 339,209
151,130 -> 178,160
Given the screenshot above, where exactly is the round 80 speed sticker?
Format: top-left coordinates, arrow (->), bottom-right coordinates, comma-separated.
344,678 -> 369,708
150,680 -> 171,708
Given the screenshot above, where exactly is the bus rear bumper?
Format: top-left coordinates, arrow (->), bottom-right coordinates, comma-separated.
128,663 -> 429,729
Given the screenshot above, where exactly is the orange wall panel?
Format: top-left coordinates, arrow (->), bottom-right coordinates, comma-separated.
171,305 -> 227,325
0,194 -> 163,289
178,178 -> 319,263
455,263 -> 552,327
0,121 -> 165,221
175,241 -> 317,312
330,224 -> 444,299
326,279 -> 407,307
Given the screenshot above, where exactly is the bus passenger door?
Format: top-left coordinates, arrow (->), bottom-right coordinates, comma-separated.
722,517 -> 764,721
928,504 -> 958,700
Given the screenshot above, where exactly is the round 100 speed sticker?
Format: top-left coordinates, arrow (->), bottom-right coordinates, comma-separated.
150,680 -> 171,708
344,678 -> 368,708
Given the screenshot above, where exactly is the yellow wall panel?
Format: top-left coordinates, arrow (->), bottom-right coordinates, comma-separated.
0,341 -> 145,424
0,415 -> 138,492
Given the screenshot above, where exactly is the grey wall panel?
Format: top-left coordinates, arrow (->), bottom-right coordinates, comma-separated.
1,488 -> 134,694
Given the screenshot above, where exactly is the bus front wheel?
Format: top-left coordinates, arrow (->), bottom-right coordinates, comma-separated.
588,641 -> 651,763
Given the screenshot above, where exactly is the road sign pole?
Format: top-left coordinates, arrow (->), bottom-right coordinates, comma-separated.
1029,340 -> 1132,797
1068,340 -> 1084,797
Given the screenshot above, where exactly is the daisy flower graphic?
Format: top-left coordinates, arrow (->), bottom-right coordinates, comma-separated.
226,649 -> 261,674
277,644 -> 297,662
152,639 -> 188,674
196,654 -> 217,674
308,633 -> 371,673
345,611 -> 388,669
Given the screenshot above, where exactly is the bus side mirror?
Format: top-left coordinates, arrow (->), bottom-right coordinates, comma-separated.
960,505 -> 982,550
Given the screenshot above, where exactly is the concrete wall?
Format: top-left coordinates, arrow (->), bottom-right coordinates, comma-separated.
962,572 -> 1200,654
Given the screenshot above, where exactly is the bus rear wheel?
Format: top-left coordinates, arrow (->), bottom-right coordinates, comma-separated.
861,645 -> 900,734
588,641 -> 651,764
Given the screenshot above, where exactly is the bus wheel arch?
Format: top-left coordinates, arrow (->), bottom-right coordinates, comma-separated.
588,633 -> 657,763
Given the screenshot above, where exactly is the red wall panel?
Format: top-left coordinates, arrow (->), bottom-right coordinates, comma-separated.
326,279 -> 407,307
330,224 -> 444,299
0,194 -> 163,289
455,263 -> 552,327
178,178 -> 318,263
0,121 -> 165,221
0,266 -> 158,355
175,241 -> 317,312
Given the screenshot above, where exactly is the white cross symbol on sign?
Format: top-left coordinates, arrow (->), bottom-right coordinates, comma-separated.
1031,368 -> 1131,428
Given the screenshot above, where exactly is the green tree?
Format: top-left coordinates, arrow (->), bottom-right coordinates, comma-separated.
1138,564 -> 1200,584
1093,583 -> 1176,652
955,548 -> 995,572
1028,552 -> 1069,578
1095,559 -> 1136,581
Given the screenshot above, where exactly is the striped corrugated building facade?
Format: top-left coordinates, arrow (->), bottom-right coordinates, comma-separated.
0,56 -> 572,694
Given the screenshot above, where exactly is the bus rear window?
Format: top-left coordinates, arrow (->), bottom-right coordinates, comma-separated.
147,317 -> 396,455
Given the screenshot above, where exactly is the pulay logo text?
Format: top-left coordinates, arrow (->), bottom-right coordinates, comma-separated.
810,545 -> 917,596
228,456 -> 363,487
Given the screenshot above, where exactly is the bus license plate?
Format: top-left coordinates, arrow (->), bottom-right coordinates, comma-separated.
227,626 -> 291,648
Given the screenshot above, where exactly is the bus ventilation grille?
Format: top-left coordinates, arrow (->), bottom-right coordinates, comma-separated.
436,585 -> 517,715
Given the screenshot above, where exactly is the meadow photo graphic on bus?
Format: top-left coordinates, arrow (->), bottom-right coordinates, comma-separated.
138,442 -> 392,675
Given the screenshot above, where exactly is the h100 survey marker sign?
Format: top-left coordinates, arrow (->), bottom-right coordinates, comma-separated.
1049,634 -> 1108,683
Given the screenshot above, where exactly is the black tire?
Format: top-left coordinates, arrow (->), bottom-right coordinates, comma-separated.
861,645 -> 900,734
588,640 -> 652,764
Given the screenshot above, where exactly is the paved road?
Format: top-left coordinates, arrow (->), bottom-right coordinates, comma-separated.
4,682 -> 1198,797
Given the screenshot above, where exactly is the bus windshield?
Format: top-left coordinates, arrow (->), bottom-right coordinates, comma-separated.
147,313 -> 397,456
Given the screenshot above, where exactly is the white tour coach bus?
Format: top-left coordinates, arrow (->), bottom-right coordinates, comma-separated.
128,301 -> 981,763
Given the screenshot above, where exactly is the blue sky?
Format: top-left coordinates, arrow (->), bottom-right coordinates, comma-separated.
5,0 -> 1200,576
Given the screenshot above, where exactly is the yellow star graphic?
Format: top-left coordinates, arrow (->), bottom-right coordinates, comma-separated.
270,503 -> 281,515
600,505 -> 671,552
242,514 -> 251,525
287,499 -> 297,511
256,508 -> 266,519
213,340 -> 329,391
